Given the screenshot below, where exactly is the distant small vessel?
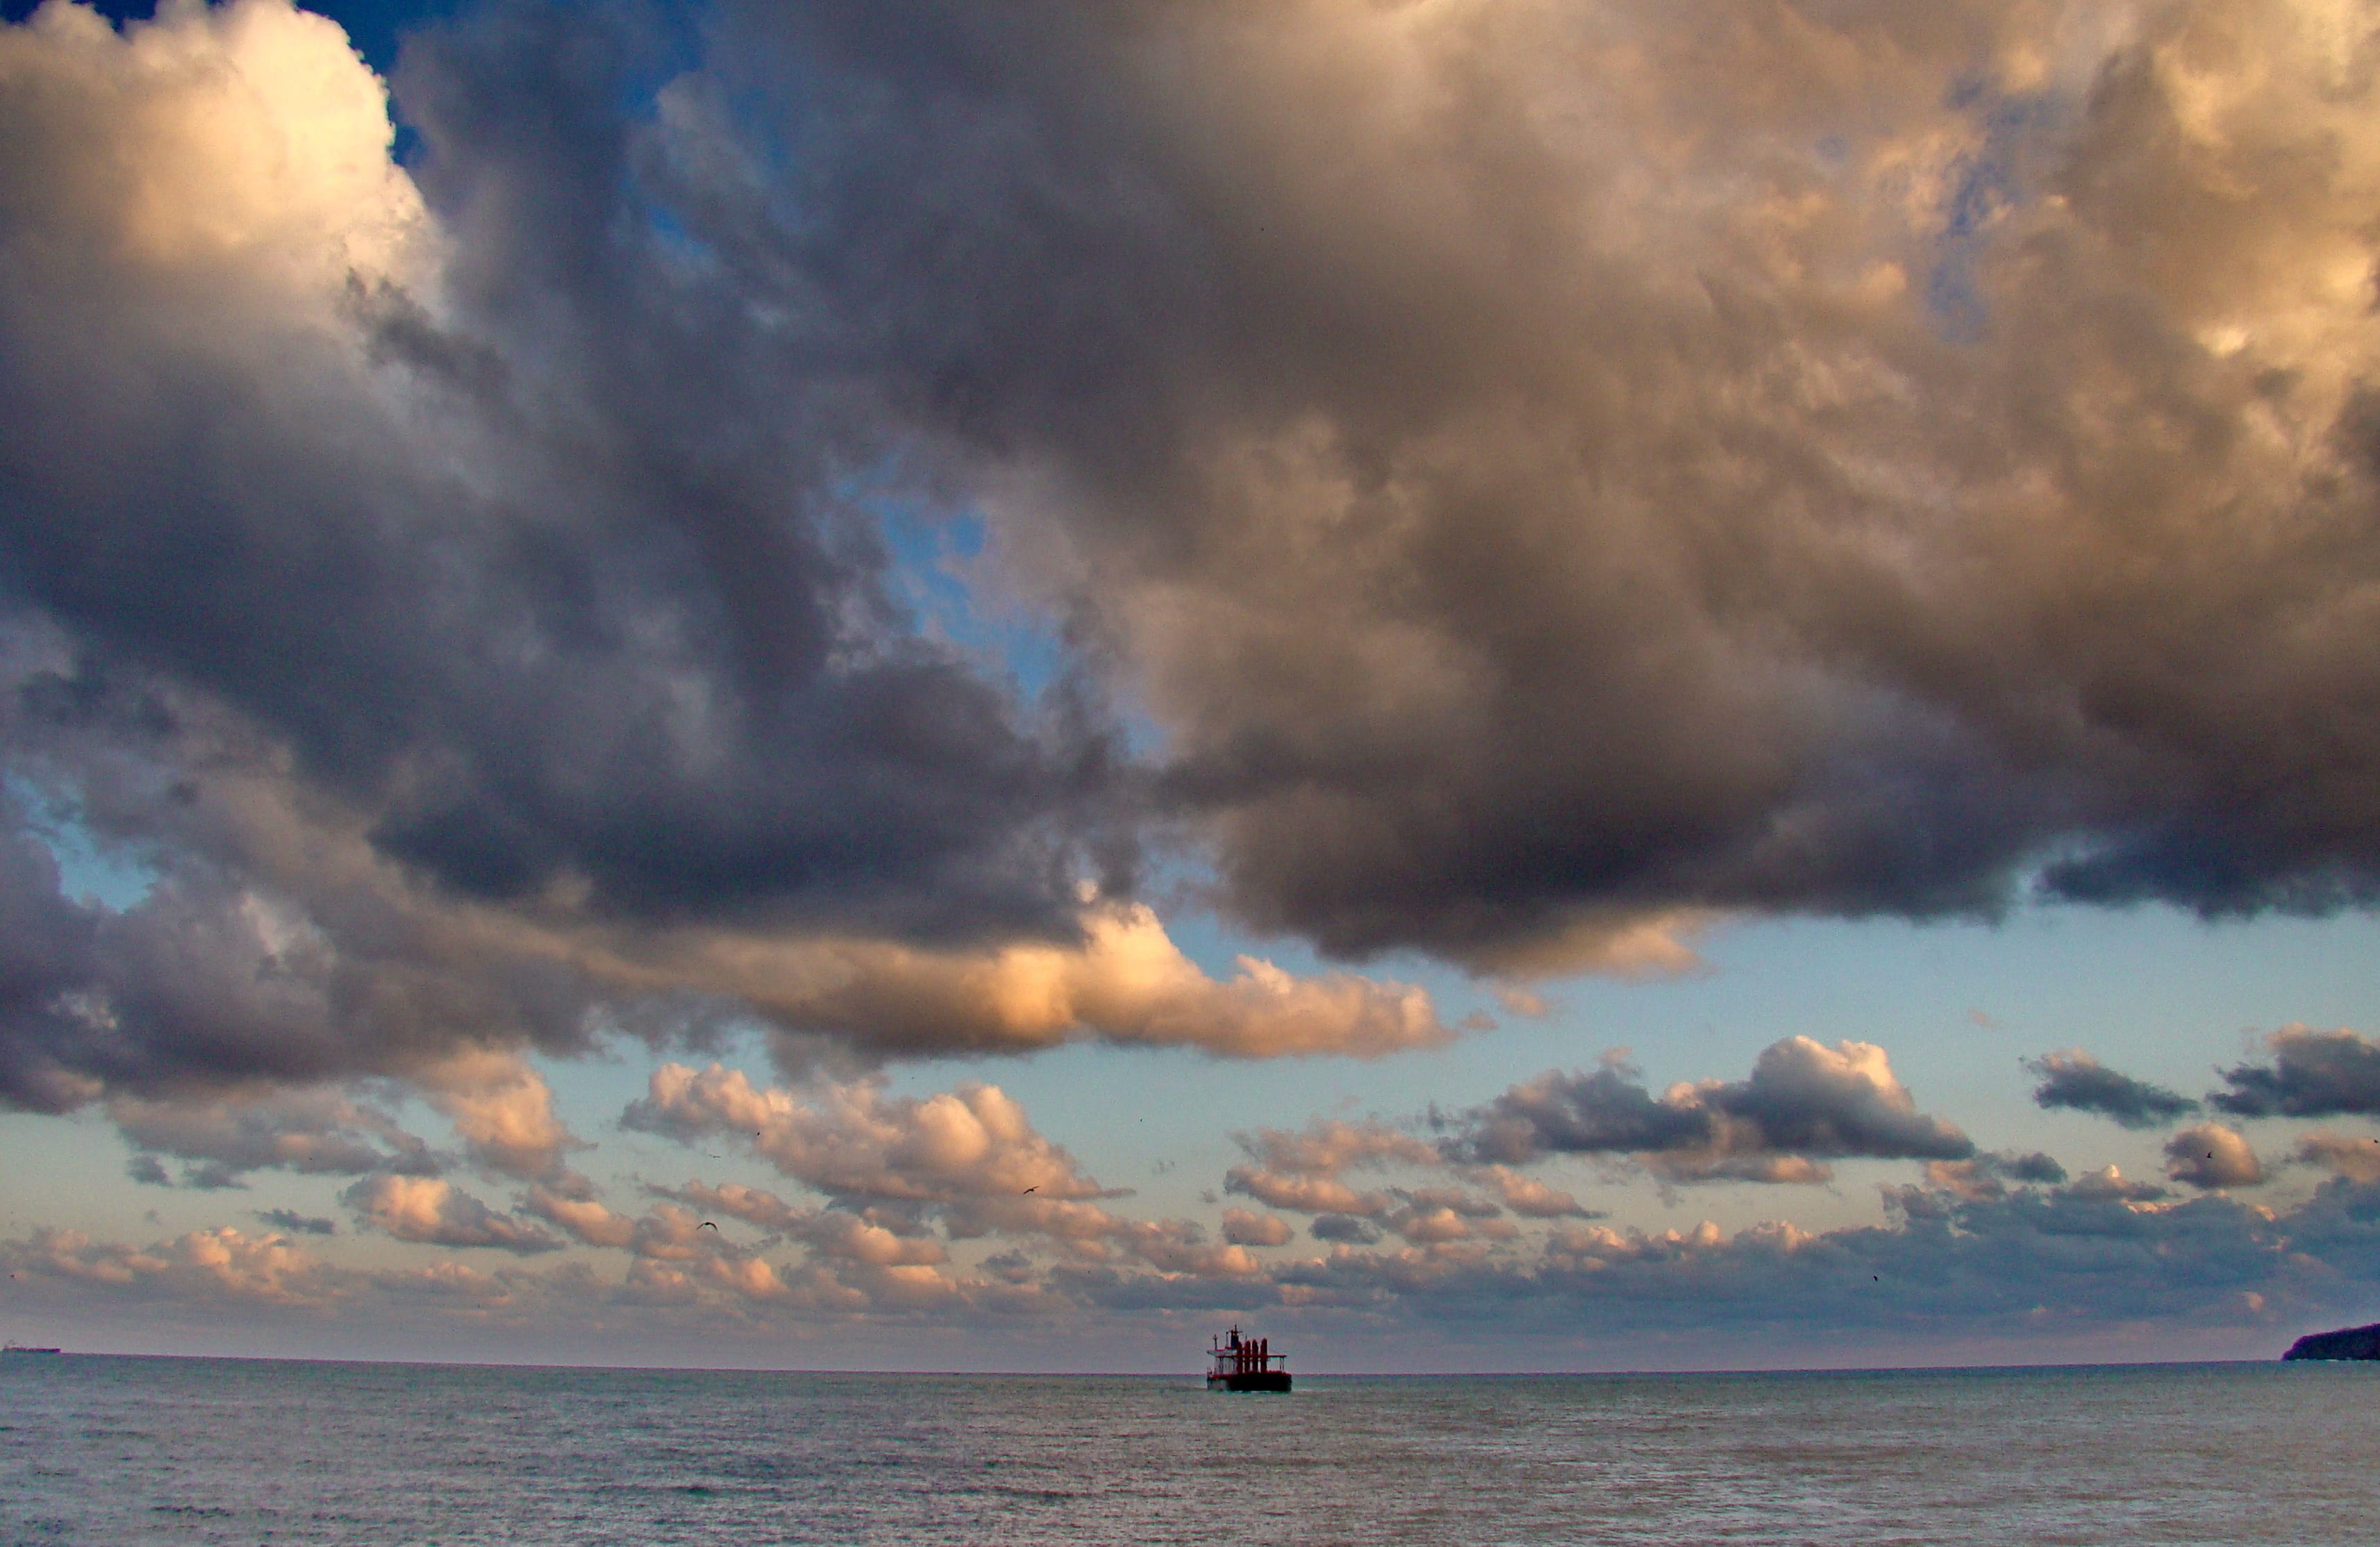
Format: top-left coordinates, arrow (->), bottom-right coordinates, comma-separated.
1206,1325 -> 1290,1392
2,1342 -> 61,1355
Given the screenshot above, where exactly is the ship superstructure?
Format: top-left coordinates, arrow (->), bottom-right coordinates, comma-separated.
1206,1325 -> 1290,1392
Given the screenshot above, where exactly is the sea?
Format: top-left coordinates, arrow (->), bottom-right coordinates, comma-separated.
2,1355 -> 2374,1544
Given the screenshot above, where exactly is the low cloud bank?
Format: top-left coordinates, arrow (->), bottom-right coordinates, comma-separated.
1449,1039 -> 1972,1184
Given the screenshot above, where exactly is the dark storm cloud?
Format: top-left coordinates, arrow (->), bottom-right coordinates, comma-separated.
1452,1039 -> 1972,1181
8,0 -> 2380,1118
0,0 -> 1116,938
0,0 -> 1140,1106
2210,1027 -> 2380,1119
682,0 -> 2380,970
2027,1051 -> 2201,1129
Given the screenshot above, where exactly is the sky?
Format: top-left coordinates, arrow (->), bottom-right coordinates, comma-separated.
2,0 -> 2380,1374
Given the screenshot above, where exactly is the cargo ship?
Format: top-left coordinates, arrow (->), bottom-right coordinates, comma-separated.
1206,1325 -> 1290,1392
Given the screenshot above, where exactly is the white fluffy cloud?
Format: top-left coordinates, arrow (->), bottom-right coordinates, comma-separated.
418,1050 -> 579,1182
626,1062 -> 1109,1205
343,1174 -> 561,1254
2165,1123 -> 2265,1190
0,0 -> 431,293
622,900 -> 1451,1063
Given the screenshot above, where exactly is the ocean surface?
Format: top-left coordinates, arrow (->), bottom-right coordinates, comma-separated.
3,1354 -> 2374,1544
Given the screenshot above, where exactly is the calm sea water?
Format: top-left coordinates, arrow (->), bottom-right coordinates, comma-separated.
2,1355 -> 2373,1544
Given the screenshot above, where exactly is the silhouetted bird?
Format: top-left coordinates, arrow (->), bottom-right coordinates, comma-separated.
1022,1186 -> 1037,1194
699,1221 -> 719,1231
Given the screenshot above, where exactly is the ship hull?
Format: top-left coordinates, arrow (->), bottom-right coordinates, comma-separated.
1207,1371 -> 1292,1392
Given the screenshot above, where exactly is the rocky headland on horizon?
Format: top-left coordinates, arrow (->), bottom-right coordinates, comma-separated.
2282,1323 -> 2380,1361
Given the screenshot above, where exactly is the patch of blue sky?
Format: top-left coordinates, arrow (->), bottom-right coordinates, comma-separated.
1923,82 -> 2066,343
4,775 -> 155,913
640,198 -> 720,277
865,486 -> 1081,710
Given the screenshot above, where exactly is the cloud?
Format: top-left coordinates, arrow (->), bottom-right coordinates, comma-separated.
1220,1208 -> 1292,1248
20,1153 -> 2380,1354
253,1208 -> 337,1236
6,1224 -> 335,1306
2296,1132 -> 2380,1186
625,1062 -> 1108,1206
1923,1150 -> 2069,1201
1223,1170 -> 1392,1218
1453,1039 -> 1972,1182
524,1184 -> 638,1250
2210,1027 -> 2380,1118
1233,1120 -> 1441,1180
1310,1214 -> 1381,1246
1464,1164 -> 1599,1220
1992,1152 -> 2069,1186
662,1180 -> 814,1236
107,1086 -> 438,1186
634,900 -> 1451,1063
417,1049 -> 579,1181
2,0 -> 2379,1135
1222,1118 -> 1438,1216
2063,1166 -> 2169,1205
1248,1170 -> 2336,1341
608,0 -> 2380,971
2165,1124 -> 2264,1190
651,1180 -> 951,1271
2027,1052 -> 2200,1129
0,0 -> 1199,1111
342,1174 -> 563,1253
0,0 -> 1115,941
0,0 -> 2374,1123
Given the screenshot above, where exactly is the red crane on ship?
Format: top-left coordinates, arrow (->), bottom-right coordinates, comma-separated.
1206,1325 -> 1292,1391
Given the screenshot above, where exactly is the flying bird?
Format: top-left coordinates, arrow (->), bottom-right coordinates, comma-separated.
699,1221 -> 719,1231
1021,1186 -> 1037,1194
